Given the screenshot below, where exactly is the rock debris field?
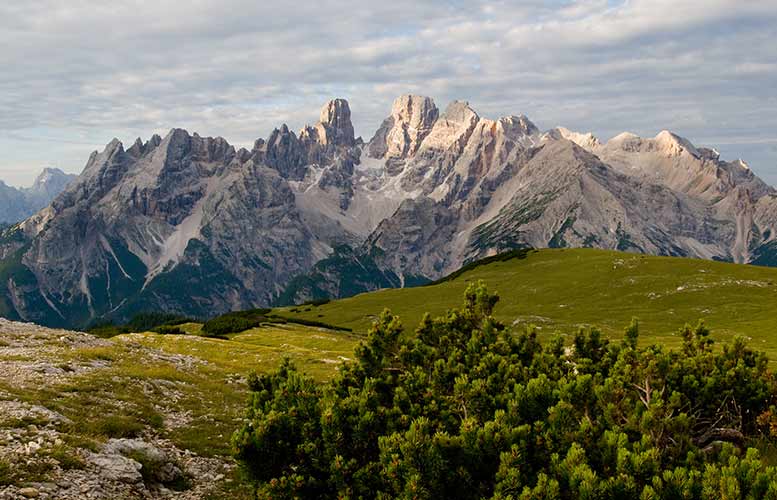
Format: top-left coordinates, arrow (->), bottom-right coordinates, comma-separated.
0,319 -> 241,499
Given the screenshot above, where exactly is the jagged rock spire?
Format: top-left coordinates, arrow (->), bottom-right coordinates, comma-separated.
317,98 -> 355,147
369,95 -> 439,159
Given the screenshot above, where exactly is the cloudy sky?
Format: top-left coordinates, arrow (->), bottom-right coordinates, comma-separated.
1,0 -> 776,186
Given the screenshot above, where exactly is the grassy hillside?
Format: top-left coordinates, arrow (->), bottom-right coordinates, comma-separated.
127,323 -> 360,382
279,248 -> 777,357
5,249 -> 777,495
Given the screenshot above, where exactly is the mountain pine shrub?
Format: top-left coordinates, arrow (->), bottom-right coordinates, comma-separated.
233,282 -> 777,499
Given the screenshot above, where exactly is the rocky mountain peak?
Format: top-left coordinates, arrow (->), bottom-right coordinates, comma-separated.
31,167 -> 67,188
733,159 -> 750,170
127,138 -> 145,157
317,98 -> 355,147
147,129 -> 237,181
545,127 -> 600,151
442,100 -> 479,124
604,130 -> 700,159
127,134 -> 164,159
653,130 -> 700,158
27,168 -> 76,202
368,95 -> 440,159
392,95 -> 438,123
486,115 -> 541,146
164,128 -> 192,148
606,131 -> 640,147
262,124 -> 307,180
103,138 -> 125,158
3,93 -> 777,327
418,100 -> 481,153
0,168 -> 77,224
78,138 -> 127,184
502,115 -> 539,135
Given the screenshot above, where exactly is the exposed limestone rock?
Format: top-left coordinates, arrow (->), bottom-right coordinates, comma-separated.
18,487 -> 39,498
88,452 -> 144,484
263,124 -> 308,180
545,126 -> 600,151
2,95 -> 777,319
0,319 -> 235,499
317,98 -> 355,147
102,439 -> 183,484
368,95 -> 439,159
366,197 -> 457,285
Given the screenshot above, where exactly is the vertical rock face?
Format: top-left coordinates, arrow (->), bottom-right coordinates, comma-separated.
419,100 -> 480,152
258,99 -> 358,181
3,94 -> 777,325
368,95 -> 439,159
262,124 -> 307,180
365,197 -> 457,284
317,98 -> 355,147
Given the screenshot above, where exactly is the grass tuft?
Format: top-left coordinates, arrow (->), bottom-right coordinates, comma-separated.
0,459 -> 12,486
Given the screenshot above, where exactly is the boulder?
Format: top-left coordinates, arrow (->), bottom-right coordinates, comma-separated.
89,452 -> 143,484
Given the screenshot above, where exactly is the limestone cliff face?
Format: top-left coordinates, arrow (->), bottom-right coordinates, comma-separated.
2,96 -> 777,324
368,95 -> 439,160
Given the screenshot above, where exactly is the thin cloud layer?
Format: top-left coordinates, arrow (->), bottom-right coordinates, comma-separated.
1,0 -> 776,186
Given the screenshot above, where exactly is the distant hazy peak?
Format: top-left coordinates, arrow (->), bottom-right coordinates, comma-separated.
32,167 -> 67,186
28,167 -> 77,197
0,167 -> 77,223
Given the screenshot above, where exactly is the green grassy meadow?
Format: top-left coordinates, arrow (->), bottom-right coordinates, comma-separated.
126,323 -> 360,382
5,247 -> 777,493
279,248 -> 777,357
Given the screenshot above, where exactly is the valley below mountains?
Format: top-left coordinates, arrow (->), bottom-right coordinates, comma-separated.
2,95 -> 777,328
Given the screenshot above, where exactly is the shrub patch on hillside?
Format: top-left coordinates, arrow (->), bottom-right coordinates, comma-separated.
233,282 -> 777,499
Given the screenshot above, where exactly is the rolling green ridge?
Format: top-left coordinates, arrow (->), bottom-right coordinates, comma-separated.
279,248 -> 777,357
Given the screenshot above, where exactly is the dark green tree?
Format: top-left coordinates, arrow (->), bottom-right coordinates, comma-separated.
233,282 -> 777,499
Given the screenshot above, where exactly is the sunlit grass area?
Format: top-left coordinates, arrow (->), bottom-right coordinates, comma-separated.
279,248 -> 777,359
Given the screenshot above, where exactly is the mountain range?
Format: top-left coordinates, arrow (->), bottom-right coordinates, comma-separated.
0,168 -> 77,224
1,95 -> 776,328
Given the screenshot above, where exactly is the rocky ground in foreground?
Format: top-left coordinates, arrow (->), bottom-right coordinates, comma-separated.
0,319 -> 244,499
